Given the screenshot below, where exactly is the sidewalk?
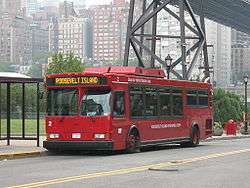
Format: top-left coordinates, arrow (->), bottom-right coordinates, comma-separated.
204,133 -> 250,142
1,134 -> 250,160
0,136 -> 46,160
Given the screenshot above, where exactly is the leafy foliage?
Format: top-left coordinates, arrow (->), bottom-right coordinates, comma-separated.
47,52 -> 84,74
213,88 -> 246,123
0,62 -> 12,72
27,63 -> 43,78
0,84 -> 46,117
213,122 -> 223,130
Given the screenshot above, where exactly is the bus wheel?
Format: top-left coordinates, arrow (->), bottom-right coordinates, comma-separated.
181,126 -> 200,147
190,126 -> 200,146
126,131 -> 140,153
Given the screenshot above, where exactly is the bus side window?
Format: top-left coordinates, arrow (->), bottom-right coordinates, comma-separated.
173,95 -> 183,116
159,94 -> 171,116
113,91 -> 125,117
130,94 -> 143,117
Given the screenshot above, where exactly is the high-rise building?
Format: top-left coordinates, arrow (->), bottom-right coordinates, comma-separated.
0,0 -> 22,16
43,0 -> 86,7
231,29 -> 250,83
49,17 -> 59,54
90,0 -> 129,62
30,23 -> 49,63
27,0 -> 40,15
231,48 -> 250,83
206,20 -> 231,87
0,15 -> 32,65
58,17 -> 93,60
59,1 -> 77,18
32,6 -> 59,29
231,29 -> 250,48
156,6 -> 199,77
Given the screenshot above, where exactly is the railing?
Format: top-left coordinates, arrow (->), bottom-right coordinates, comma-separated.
0,77 -> 43,147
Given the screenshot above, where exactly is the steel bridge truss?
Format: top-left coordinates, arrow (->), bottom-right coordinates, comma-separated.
124,0 -> 210,81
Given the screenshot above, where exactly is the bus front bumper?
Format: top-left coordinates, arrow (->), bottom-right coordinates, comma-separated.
43,140 -> 114,151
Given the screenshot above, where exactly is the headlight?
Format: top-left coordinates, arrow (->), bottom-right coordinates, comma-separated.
49,134 -> 60,139
72,133 -> 81,139
95,134 -> 105,139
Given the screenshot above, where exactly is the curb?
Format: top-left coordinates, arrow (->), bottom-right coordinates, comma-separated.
0,150 -> 46,160
203,135 -> 250,142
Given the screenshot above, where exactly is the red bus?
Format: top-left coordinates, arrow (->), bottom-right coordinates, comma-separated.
43,67 -> 213,152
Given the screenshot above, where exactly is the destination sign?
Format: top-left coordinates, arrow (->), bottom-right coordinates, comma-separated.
47,76 -> 107,86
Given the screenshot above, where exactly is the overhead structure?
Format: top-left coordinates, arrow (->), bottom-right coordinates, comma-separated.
186,0 -> 250,35
124,0 -> 210,81
124,0 -> 250,81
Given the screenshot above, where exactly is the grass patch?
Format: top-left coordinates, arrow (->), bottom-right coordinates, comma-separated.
0,119 -> 45,135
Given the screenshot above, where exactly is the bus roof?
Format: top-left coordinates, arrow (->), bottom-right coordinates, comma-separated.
47,67 -> 165,78
84,67 -> 166,78
47,67 -> 211,88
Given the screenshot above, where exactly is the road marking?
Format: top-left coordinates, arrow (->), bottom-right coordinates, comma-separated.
7,148 -> 250,188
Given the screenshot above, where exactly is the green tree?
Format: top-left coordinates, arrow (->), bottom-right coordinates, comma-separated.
47,52 -> 84,74
0,84 -> 46,118
0,62 -> 12,72
28,63 -> 43,78
214,88 -> 245,124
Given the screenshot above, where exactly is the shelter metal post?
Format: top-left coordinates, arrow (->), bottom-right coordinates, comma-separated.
0,83 -> 1,139
36,83 -> 40,147
7,83 -> 10,145
22,83 -> 25,139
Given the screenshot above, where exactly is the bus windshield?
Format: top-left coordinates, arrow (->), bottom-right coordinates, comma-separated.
81,90 -> 111,116
47,89 -> 78,116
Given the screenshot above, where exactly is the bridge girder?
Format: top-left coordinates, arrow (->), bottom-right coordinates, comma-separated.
124,0 -> 210,81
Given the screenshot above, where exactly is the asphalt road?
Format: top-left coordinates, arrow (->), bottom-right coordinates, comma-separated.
1,138 -> 250,188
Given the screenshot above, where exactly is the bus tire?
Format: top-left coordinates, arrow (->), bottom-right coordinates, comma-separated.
126,129 -> 140,153
181,126 -> 200,147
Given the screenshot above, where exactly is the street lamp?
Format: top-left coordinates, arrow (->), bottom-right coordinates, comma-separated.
243,74 -> 249,134
165,54 -> 172,79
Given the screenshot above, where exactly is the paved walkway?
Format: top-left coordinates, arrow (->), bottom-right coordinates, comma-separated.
1,134 -> 250,160
0,136 -> 46,160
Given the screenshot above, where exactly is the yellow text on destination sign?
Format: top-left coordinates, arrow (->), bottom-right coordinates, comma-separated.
55,77 -> 99,85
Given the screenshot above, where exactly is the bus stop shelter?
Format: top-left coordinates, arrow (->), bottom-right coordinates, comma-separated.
0,76 -> 43,147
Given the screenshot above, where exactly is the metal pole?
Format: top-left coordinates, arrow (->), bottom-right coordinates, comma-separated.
0,83 -> 1,139
167,67 -> 170,79
151,1 -> 158,68
124,0 -> 135,66
179,0 -> 187,79
37,83 -> 40,147
245,81 -> 248,133
7,83 -> 10,145
22,83 -> 25,139
199,0 -> 210,81
140,0 -> 146,56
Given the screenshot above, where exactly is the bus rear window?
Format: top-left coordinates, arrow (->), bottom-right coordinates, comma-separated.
47,89 -> 78,116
